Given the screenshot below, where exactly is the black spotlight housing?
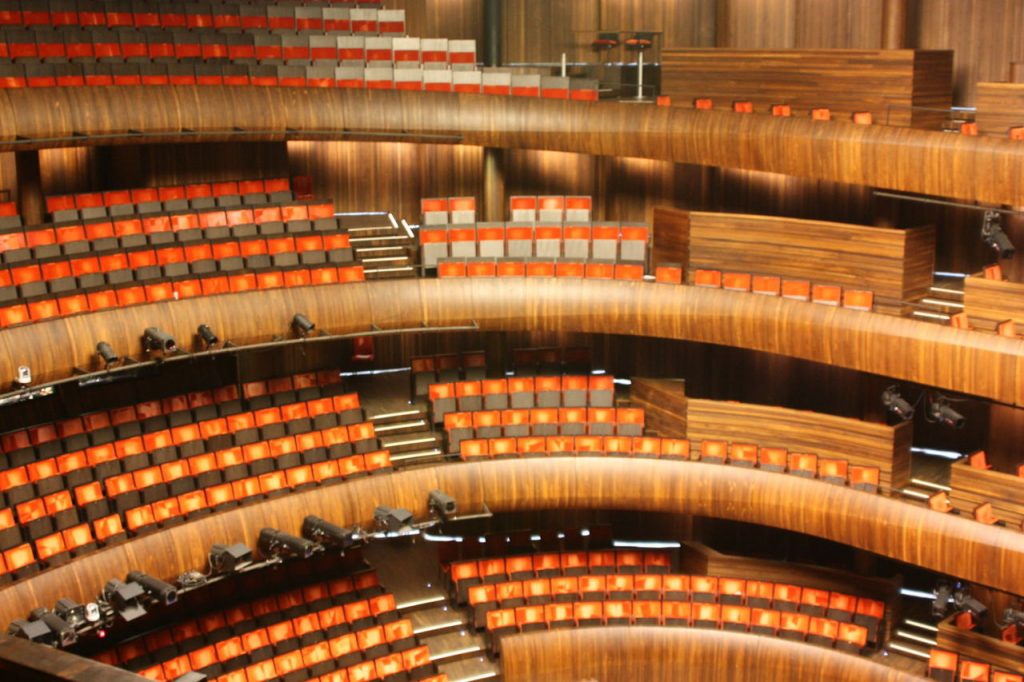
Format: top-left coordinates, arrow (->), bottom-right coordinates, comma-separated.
258,528 -> 318,560
881,386 -> 914,421
292,313 -> 315,337
982,210 -> 1015,259
428,490 -> 458,518
302,516 -> 360,550
374,506 -> 414,532
28,607 -> 76,647
209,543 -> 253,575
54,598 -> 87,628
127,570 -> 179,606
928,395 -> 965,429
197,324 -> 219,348
932,582 -> 953,619
102,579 -> 148,622
954,588 -> 989,619
96,341 -> 120,368
7,618 -> 54,646
143,327 -> 177,354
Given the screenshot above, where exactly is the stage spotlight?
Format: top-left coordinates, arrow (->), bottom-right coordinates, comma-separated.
54,599 -> 88,628
292,313 -> 316,337
258,528 -> 318,560
7,619 -> 54,646
143,327 -> 177,354
28,608 -> 76,647
302,516 -> 360,550
374,506 -> 414,532
102,579 -> 148,622
127,571 -> 179,606
197,324 -> 219,349
932,582 -> 953,618
881,386 -> 914,420
999,606 -> 1024,628
954,588 -> 989,619
428,490 -> 458,519
208,543 -> 253,575
927,395 -> 965,429
982,210 -> 1015,259
15,365 -> 31,387
96,341 -> 120,368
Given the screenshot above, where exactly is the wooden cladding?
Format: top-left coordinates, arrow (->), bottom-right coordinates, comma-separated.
964,276 -> 1024,326
4,278 -> 1024,406
502,625 -> 926,682
682,211 -> 935,307
2,458 -> 1023,630
0,88 -> 1021,206
629,378 -> 912,490
949,461 -> 1024,529
936,614 -> 1024,675
974,82 -> 1024,135
661,48 -> 953,128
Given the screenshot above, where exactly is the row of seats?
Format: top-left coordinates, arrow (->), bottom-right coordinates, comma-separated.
693,269 -> 875,311
0,261 -> 366,328
454,436 -> 881,493
429,375 -> 616,418
928,648 -> 1021,682
0,32 -> 473,67
0,3 -> 391,33
420,222 -> 649,268
447,409 -> 644,453
410,351 -> 485,398
46,177 -> 295,215
0,200 -> 337,261
435,258 -> 647,281
419,196 -> 593,226
510,347 -> 592,377
484,600 -> 872,657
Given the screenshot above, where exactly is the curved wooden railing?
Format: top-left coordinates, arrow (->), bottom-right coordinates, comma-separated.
2,457 -> 1022,627
500,627 -> 926,681
0,88 -> 1021,206
3,278 -> 1023,405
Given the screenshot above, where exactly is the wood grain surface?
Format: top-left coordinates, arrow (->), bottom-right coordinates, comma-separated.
500,626 -> 926,681
964,275 -> 1024,326
949,460 -> 1024,528
1,457 -> 1022,628
0,88 -> 1020,206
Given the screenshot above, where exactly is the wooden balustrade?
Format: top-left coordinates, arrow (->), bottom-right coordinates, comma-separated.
964,276 -> 1024,327
975,82 -> 1024,136
1,458 -> 1022,628
0,88 -> 1021,206
949,460 -> 1024,528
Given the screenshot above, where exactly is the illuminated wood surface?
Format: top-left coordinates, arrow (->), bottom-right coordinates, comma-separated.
685,212 -> 935,306
975,82 -> 1024,135
500,626 -> 926,682
1,458 -> 1022,628
0,88 -> 1021,205
3,278 -> 1023,406
963,275 -> 1024,326
936,615 -> 1024,674
0,634 -> 143,681
661,48 -> 952,128
949,460 -> 1024,528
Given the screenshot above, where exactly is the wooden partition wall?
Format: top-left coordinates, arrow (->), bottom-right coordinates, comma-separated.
661,49 -> 953,127
937,613 -> 1024,675
652,208 -> 936,310
630,378 -> 912,489
0,88 -> 1022,206
963,275 -> 1024,326
4,279 -> 1024,406
3,458 -> 1022,628
975,82 -> 1024,135
500,627 -> 925,682
949,461 -> 1024,528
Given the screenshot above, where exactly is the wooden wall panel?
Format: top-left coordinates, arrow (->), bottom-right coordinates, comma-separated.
629,377 -> 688,437
651,206 -> 689,267
949,461 -> 1024,528
937,615 -> 1024,674
286,140 -> 484,221
684,211 -> 935,304
387,0 -> 482,42
38,146 -> 96,196
503,0 -> 599,64
0,151 -> 17,204
716,0 -> 886,50
964,276 -> 1024,325
110,142 -> 289,190
3,458 -> 1023,627
661,49 -> 952,127
600,0 -> 717,49
501,627 -> 924,681
975,81 -> 1024,134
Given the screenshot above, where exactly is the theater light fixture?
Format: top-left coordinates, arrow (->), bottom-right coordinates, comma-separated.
197,324 -> 219,349
258,528 -> 318,560
208,543 -> 253,575
301,516 -> 361,550
15,365 -> 31,387
102,579 -> 148,622
927,394 -> 965,429
7,619 -> 54,646
428,490 -> 458,519
54,599 -> 91,628
127,571 -> 179,606
28,608 -> 77,647
982,210 -> 1015,259
374,506 -> 414,532
292,313 -> 316,338
143,327 -> 177,354
881,385 -> 915,421
96,341 -> 120,368
954,587 -> 989,619
932,581 -> 953,618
